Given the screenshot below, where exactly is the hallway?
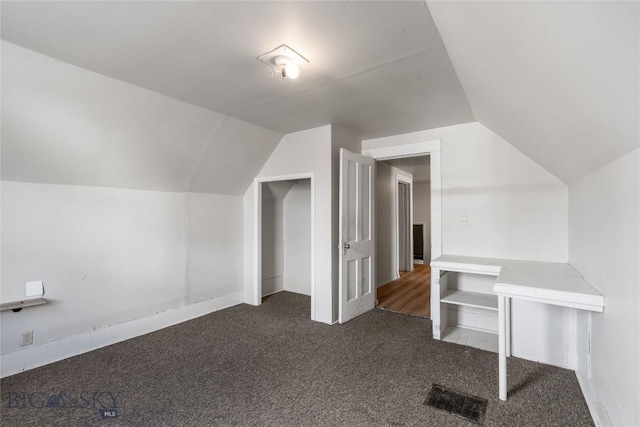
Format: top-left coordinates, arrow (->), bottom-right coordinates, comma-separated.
376,264 -> 431,318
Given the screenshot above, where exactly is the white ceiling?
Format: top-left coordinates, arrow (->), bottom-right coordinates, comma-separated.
428,1 -> 639,183
1,1 -> 636,190
0,0 -> 474,140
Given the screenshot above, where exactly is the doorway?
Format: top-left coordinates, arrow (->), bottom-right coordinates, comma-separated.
254,175 -> 314,319
371,152 -> 434,318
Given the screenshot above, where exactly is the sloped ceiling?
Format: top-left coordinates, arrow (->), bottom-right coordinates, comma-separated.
1,1 -> 473,139
1,41 -> 281,195
3,1 -> 634,191
0,1 -> 474,194
189,117 -> 282,195
427,1 -> 639,183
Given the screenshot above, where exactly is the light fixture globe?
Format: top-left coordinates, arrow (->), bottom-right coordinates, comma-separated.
257,44 -> 308,81
275,56 -> 300,80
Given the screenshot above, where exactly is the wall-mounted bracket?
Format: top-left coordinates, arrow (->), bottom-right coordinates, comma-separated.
1,298 -> 48,312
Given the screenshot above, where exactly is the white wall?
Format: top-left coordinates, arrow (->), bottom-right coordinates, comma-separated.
260,181 -> 296,296
186,192 -> 244,303
413,181 -> 431,262
363,122 -> 568,262
283,180 -> 312,296
1,181 -> 244,376
569,148 -> 639,427
244,125 -> 333,323
363,122 -> 572,368
261,197 -> 285,296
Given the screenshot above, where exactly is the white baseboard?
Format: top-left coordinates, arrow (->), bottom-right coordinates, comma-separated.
1,291 -> 243,378
283,277 -> 311,296
576,369 -> 613,426
262,277 -> 284,296
376,275 -> 399,288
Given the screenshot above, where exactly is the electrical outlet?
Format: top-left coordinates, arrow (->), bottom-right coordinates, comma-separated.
21,330 -> 33,347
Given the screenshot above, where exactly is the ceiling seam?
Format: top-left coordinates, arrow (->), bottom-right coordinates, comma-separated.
227,44 -> 445,118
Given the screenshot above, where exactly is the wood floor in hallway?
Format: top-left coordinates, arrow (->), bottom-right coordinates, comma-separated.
376,264 -> 431,318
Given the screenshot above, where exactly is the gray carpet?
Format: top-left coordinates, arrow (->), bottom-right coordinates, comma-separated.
1,292 -> 593,426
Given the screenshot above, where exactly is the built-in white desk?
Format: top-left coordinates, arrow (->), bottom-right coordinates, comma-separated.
431,255 -> 604,401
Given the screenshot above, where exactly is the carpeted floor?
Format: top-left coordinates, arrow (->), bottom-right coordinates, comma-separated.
0,292 -> 593,426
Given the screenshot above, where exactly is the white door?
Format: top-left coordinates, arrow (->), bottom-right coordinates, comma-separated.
339,148 -> 375,323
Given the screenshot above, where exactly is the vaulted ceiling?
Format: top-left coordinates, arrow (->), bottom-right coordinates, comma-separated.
428,1 -> 639,183
1,1 -> 637,192
1,1 -> 473,139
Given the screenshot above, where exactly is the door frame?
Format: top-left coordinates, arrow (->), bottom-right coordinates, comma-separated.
363,139 -> 442,262
394,172 -> 413,276
253,173 -> 315,319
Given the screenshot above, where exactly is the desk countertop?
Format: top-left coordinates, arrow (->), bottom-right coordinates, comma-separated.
431,255 -> 604,312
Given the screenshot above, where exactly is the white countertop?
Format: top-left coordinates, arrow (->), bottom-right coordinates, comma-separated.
431,255 -> 604,312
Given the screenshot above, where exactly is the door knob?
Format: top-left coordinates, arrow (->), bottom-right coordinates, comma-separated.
340,242 -> 351,255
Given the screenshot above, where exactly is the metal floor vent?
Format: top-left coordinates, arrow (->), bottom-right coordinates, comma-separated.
424,384 -> 488,425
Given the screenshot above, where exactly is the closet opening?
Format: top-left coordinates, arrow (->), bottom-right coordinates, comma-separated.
256,176 -> 314,319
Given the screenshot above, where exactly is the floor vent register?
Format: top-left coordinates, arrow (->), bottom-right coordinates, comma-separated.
424,383 -> 488,425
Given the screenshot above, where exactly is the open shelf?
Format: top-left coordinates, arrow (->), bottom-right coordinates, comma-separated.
1,298 -> 47,312
441,289 -> 498,311
441,325 -> 498,353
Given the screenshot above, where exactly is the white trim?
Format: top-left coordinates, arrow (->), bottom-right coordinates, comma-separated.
253,173 -> 316,320
393,168 -> 413,275
567,308 -> 578,370
576,370 -> 614,426
430,151 -> 442,260
365,139 -> 442,262
1,291 -> 243,378
255,173 -> 314,183
252,182 -> 262,306
362,139 -> 441,160
588,310 -> 593,379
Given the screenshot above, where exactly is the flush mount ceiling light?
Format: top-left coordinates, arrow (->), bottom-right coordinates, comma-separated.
257,44 -> 309,80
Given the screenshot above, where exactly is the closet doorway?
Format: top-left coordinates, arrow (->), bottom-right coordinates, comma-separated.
255,175 -> 314,318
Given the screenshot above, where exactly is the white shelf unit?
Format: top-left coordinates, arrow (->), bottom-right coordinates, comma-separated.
431,261 -> 501,353
431,254 -> 605,401
440,289 -> 498,311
